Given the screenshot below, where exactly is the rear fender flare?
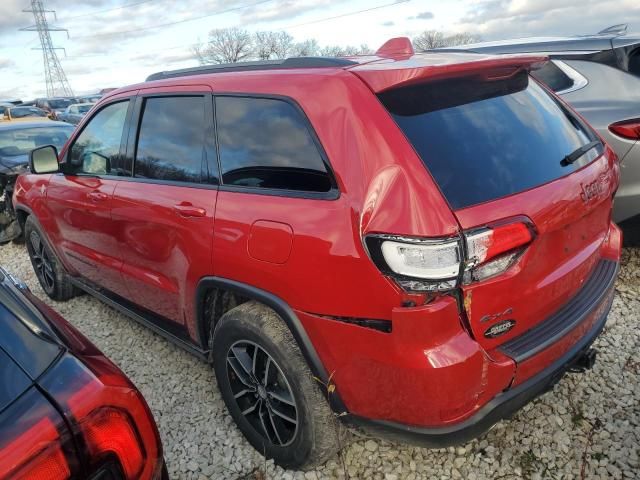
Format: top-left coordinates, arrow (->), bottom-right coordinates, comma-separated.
195,276 -> 348,414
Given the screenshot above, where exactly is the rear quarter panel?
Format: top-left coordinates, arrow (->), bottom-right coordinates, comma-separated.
207,69 -> 459,318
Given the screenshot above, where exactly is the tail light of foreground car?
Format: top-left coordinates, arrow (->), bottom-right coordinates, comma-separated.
1,416 -> 71,480
366,219 -> 535,292
608,119 -> 640,140
32,352 -> 164,480
67,355 -> 163,480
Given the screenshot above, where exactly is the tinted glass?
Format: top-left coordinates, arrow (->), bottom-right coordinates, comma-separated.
380,73 -> 600,210
70,100 -> 129,176
0,126 -> 73,156
135,96 -> 205,183
216,96 -> 332,192
531,62 -> 574,92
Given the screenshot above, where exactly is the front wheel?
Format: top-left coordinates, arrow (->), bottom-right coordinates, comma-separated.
24,216 -> 79,301
212,302 -> 341,469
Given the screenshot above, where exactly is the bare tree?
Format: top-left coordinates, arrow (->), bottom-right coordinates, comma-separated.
413,30 -> 482,51
254,31 -> 277,60
292,39 -> 320,57
413,30 -> 446,50
358,43 -> 374,55
196,27 -> 253,64
444,32 -> 482,46
318,44 -> 372,57
192,28 -> 377,65
272,31 -> 294,59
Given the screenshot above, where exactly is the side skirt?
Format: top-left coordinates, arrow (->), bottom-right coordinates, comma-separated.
69,277 -> 209,361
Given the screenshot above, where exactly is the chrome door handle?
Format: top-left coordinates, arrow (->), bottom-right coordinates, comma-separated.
173,204 -> 206,218
87,191 -> 108,202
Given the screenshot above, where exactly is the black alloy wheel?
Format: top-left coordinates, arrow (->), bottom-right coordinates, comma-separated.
29,230 -> 55,292
226,340 -> 299,447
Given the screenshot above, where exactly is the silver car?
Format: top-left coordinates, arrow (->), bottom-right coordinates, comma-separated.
57,102 -> 95,125
437,25 -> 640,232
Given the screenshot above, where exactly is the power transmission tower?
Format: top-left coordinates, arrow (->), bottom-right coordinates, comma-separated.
20,0 -> 74,97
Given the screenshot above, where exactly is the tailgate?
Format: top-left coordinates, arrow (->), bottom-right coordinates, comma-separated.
455,154 -> 615,349
375,64 -> 618,350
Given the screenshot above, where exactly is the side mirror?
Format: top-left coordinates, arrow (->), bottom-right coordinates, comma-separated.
29,145 -> 60,174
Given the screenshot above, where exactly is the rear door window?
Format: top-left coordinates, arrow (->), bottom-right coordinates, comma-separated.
379,72 -> 601,210
215,96 -> 333,193
134,96 -> 206,183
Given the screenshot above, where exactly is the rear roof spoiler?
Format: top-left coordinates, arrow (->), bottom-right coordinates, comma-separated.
350,53 -> 548,93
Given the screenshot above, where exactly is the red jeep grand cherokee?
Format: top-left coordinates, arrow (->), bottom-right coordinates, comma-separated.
13,38 -> 621,468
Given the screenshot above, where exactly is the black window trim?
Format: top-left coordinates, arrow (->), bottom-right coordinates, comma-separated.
212,92 -> 340,201
124,91 -> 219,188
62,97 -> 135,178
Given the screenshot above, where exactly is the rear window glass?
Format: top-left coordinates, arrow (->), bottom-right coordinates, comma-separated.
531,61 -> 574,92
379,72 -> 601,210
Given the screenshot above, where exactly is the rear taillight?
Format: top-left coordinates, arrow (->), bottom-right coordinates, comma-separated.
608,119 -> 640,140
463,221 -> 534,283
366,219 -> 535,292
39,353 -> 163,480
1,417 -> 70,480
65,361 -> 162,480
81,408 -> 146,478
366,235 -> 461,292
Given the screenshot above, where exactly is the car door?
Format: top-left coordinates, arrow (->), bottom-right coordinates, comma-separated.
46,94 -> 134,297
111,87 -> 216,335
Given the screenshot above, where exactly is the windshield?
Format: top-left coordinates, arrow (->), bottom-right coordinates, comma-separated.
48,99 -> 73,109
0,126 -> 73,156
10,107 -> 47,118
379,72 -> 601,210
77,104 -> 93,114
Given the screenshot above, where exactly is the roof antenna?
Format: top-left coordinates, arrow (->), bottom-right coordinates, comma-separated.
375,37 -> 414,58
597,24 -> 627,35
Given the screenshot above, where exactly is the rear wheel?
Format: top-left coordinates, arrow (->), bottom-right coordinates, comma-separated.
212,302 -> 340,469
24,216 -> 79,301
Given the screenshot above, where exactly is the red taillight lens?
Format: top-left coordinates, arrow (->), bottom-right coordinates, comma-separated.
13,445 -> 69,480
467,223 -> 533,263
2,418 -> 70,480
609,119 -> 640,140
464,220 -> 534,283
63,355 -> 163,480
81,408 -> 145,479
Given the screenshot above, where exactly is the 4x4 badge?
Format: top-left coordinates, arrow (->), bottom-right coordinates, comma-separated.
484,319 -> 516,339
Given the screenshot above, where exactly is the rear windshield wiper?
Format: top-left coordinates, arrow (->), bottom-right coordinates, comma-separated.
561,140 -> 602,166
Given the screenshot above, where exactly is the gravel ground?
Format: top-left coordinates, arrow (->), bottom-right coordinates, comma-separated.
1,242 -> 638,480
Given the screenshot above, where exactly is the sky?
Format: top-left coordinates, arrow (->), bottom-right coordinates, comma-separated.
0,0 -> 638,100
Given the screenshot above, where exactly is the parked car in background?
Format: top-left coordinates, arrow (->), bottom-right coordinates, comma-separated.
76,94 -> 103,104
0,267 -> 166,479
57,102 -> 95,125
0,103 -> 15,118
0,98 -> 22,106
14,38 -> 622,468
438,24 -> 640,230
2,106 -> 50,122
0,120 -> 73,243
35,97 -> 75,119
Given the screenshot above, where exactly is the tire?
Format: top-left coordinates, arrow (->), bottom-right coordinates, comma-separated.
24,216 -> 79,301
212,301 -> 341,469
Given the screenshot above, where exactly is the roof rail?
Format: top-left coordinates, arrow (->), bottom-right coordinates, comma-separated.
146,57 -> 358,81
